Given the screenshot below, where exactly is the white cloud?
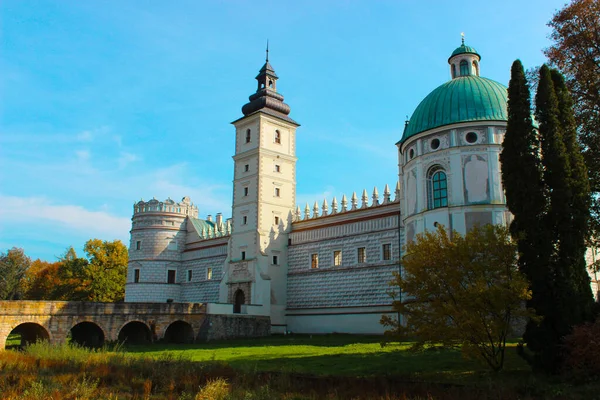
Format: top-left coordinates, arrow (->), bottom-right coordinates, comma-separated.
118,152 -> 139,169
0,195 -> 130,240
296,186 -> 336,209
75,149 -> 91,161
76,130 -> 94,142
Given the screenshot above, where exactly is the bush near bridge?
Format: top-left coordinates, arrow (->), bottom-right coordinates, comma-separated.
1,335 -> 600,399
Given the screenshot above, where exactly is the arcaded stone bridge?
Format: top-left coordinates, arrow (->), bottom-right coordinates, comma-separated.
0,301 -> 209,349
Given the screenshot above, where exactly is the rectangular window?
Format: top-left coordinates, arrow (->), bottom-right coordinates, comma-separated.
333,250 -> 342,266
136,241 -> 141,250
242,216 -> 247,225
272,255 -> 278,265
241,251 -> 246,260
134,269 -> 140,283
245,129 -> 251,143
244,187 -> 249,196
275,187 -> 280,197
274,216 -> 279,225
274,164 -> 281,173
187,269 -> 193,282
382,243 -> 391,261
311,253 -> 319,269
168,241 -> 178,251
207,268 -> 213,280
167,269 -> 176,284
244,164 -> 249,172
357,247 -> 366,264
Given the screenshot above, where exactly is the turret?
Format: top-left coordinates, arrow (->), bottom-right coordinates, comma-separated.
448,34 -> 481,79
126,196 -> 198,303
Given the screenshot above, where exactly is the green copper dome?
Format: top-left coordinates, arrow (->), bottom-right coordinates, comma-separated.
449,44 -> 480,60
400,75 -> 508,143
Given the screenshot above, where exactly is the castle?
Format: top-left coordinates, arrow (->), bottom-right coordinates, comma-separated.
125,41 -> 600,334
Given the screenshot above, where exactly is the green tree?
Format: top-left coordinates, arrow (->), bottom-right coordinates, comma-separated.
25,240 -> 129,302
500,59 -> 547,294
83,239 -> 128,302
381,224 -> 533,372
545,0 -> 600,247
55,247 -> 92,301
0,248 -> 31,300
518,65 -> 596,373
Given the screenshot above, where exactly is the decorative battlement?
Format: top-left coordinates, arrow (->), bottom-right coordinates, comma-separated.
293,182 -> 400,222
133,196 -> 199,218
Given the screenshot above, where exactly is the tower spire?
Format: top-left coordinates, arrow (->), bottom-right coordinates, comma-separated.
461,32 -> 465,45
266,40 -> 269,62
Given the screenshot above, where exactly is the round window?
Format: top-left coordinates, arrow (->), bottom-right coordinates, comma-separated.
409,149 -> 415,159
430,138 -> 440,150
466,132 -> 478,144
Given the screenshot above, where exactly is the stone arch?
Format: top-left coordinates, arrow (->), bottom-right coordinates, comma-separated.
233,289 -> 245,314
7,322 -> 50,349
70,321 -> 105,348
162,320 -> 195,344
117,320 -> 152,344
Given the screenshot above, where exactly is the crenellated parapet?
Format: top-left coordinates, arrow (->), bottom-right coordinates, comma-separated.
133,196 -> 199,218
293,182 -> 401,222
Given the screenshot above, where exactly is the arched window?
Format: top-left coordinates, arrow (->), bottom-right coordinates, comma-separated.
428,167 -> 448,209
451,64 -> 456,78
472,60 -> 479,76
245,129 -> 251,143
460,60 -> 469,76
274,130 -> 281,144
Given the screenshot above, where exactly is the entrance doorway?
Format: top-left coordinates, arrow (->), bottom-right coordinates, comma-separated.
233,289 -> 245,314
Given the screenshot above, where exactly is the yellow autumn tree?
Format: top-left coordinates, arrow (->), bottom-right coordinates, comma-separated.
381,224 -> 534,372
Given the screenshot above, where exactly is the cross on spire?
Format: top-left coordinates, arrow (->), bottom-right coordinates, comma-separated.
461,32 -> 465,45
266,40 -> 269,62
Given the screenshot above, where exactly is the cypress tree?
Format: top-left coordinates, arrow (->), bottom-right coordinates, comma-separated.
549,69 -> 594,324
500,60 -> 549,371
502,62 -> 594,374
526,65 -> 595,373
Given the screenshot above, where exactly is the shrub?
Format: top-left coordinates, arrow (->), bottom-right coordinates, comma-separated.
562,318 -> 600,380
195,378 -> 229,400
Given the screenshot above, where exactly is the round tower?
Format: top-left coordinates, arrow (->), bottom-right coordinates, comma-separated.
125,196 -> 198,303
397,38 -> 509,244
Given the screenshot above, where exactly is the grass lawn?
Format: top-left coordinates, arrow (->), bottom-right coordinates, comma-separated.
123,334 -> 528,382
5,333 -> 21,348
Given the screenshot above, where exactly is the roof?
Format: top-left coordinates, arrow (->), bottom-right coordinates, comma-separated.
449,44 -> 480,61
189,218 -> 215,235
400,75 -> 508,144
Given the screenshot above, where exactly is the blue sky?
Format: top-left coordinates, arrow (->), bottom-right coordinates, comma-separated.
0,0 -> 566,261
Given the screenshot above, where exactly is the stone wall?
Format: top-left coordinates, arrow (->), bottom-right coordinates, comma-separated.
197,314 -> 270,341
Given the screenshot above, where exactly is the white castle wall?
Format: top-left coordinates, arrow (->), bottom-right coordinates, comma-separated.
399,123 -> 509,247
125,197 -> 229,304
286,202 -> 401,334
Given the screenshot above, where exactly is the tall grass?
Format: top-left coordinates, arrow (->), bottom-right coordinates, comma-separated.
0,339 -> 599,399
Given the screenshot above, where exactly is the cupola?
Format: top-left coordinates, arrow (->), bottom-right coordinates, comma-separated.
241,44 -> 292,118
448,34 -> 481,79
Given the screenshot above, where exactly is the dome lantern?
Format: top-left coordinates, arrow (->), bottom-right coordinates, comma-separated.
448,34 -> 481,79
399,39 -> 508,146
